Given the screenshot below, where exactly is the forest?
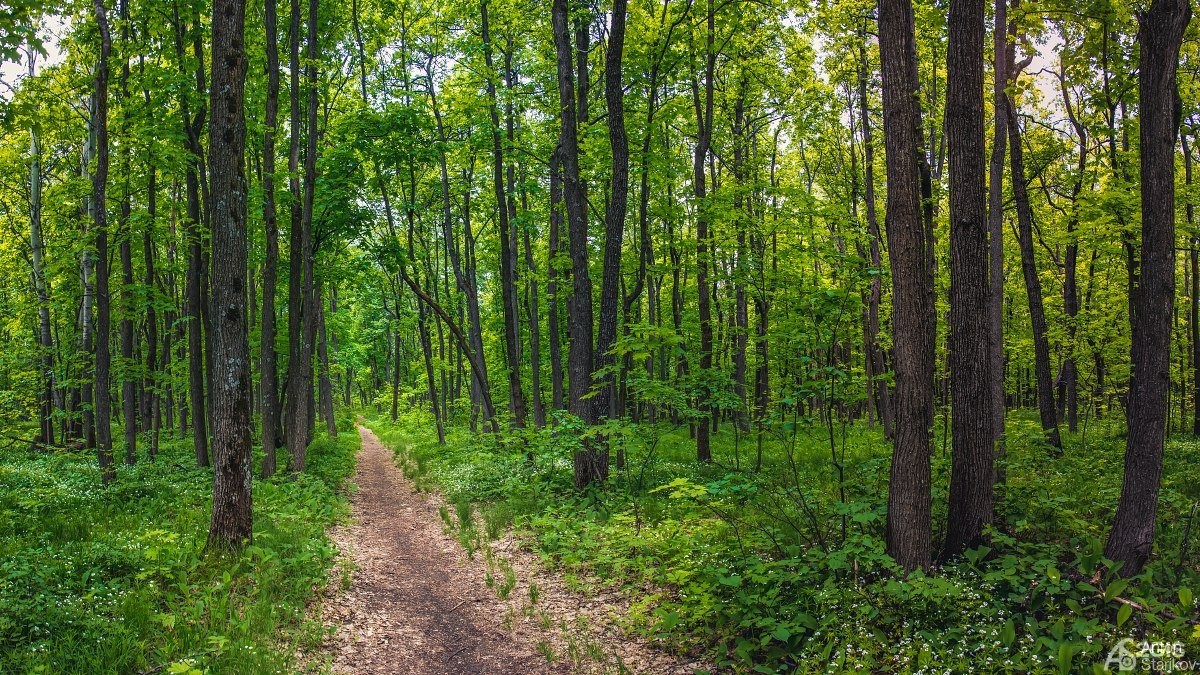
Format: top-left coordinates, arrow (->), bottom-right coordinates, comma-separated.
2,0 -> 1200,670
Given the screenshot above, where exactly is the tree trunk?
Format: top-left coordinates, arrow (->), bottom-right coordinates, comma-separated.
1007,89 -> 1062,449
879,0 -> 935,571
93,0 -> 115,482
547,147 -> 566,412
1185,129 -> 1200,436
260,0 -> 282,477
285,0 -> 316,471
987,0 -> 1007,468
553,0 -> 605,487
595,0 -> 629,421
693,0 -> 716,464
481,1 -> 527,428
943,0 -> 995,557
1106,0 -> 1190,577
207,0 -> 253,549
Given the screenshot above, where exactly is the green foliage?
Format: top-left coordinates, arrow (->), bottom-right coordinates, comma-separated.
0,432 -> 358,673
369,411 -> 1200,672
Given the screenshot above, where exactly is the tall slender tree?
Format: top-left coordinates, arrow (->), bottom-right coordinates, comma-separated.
1106,0 -> 1191,577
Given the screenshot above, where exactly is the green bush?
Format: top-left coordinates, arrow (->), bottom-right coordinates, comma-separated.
367,411 -> 1200,673
0,430 -> 359,673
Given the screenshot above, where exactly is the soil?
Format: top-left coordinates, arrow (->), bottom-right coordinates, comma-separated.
314,426 -> 707,675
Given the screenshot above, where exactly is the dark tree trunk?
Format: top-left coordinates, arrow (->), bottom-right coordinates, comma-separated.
595,0 -> 629,421
547,147 -> 566,411
858,41 -> 893,440
143,160 -> 160,459
1106,0 -> 1191,577
988,0 -> 1008,459
260,0 -> 282,477
172,5 -> 209,468
1007,93 -> 1062,450
480,1 -> 527,428
93,0 -> 115,482
118,0 -> 137,465
553,0 -> 605,487
943,0 -> 995,557
207,0 -> 253,549
285,0 -> 316,471
1185,130 -> 1200,436
693,0 -> 716,464
879,0 -> 935,571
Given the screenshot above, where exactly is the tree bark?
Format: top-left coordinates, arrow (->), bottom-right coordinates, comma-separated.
1007,88 -> 1062,450
987,0 -> 1008,469
879,0 -> 935,571
693,0 -> 716,464
260,0 -> 282,477
480,0 -> 527,428
1106,0 -> 1190,577
595,0 -> 629,421
553,0 -> 605,487
207,0 -> 253,549
943,0 -> 995,557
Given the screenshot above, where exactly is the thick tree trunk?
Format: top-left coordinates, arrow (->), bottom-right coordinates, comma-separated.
1106,0 -> 1190,577
207,0 -> 253,549
879,0 -> 935,571
943,0 -> 995,557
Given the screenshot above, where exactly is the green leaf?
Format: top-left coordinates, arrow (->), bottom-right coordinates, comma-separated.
1105,579 -> 1129,601
1000,619 -> 1016,647
1179,587 -> 1193,608
1047,566 -> 1061,584
1117,602 -> 1133,627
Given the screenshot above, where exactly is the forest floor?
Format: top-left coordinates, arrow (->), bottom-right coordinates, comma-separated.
313,426 -> 699,674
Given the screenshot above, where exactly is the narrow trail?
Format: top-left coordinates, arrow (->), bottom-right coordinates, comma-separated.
318,426 -> 702,674
320,426 -> 570,674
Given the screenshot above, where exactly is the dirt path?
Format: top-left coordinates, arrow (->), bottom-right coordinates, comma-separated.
318,426 -> 702,675
319,426 -> 570,674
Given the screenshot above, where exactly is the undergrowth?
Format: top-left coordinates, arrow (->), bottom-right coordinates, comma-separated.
368,408 -> 1200,673
0,427 -> 359,674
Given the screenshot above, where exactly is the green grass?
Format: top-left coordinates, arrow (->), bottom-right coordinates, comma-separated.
368,407 -> 1200,673
0,428 -> 359,674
